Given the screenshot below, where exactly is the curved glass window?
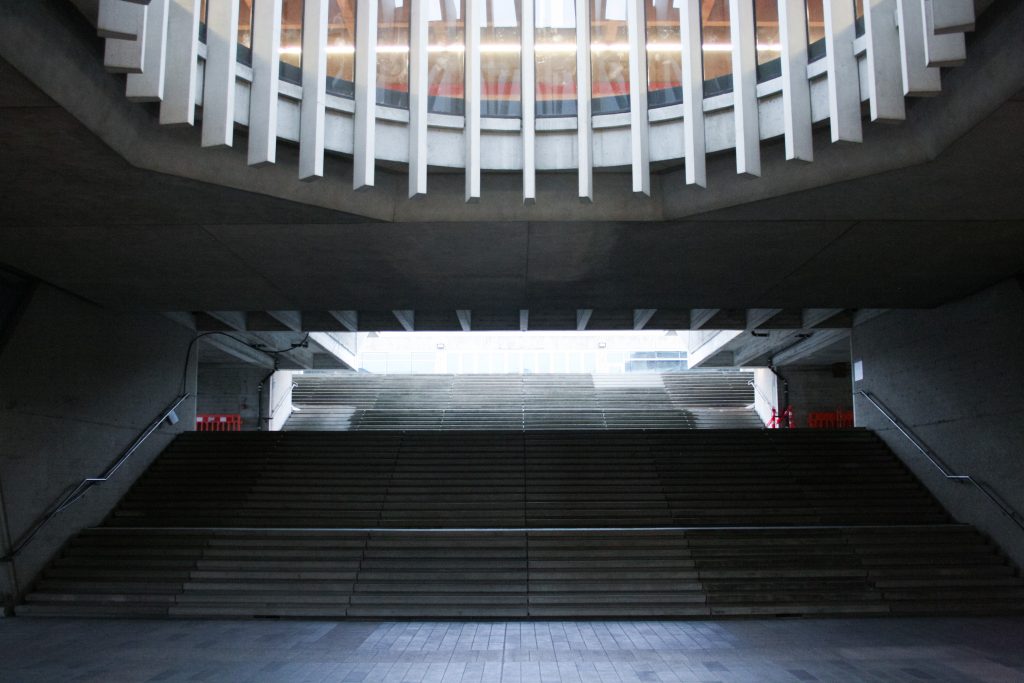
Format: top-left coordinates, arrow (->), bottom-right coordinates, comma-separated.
755,0 -> 781,82
702,0 -> 732,96
428,0 -> 465,115
807,0 -> 826,61
646,0 -> 682,108
481,0 -> 522,118
237,0 -> 254,66
536,0 -> 577,117
280,0 -> 303,84
327,0 -> 357,97
199,0 -> 207,42
377,0 -> 410,108
591,0 -> 630,115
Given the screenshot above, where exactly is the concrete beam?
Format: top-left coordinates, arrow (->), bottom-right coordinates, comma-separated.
328,310 -> 358,332
803,308 -> 846,328
690,309 -> 721,330
576,309 -> 593,331
929,0 -> 974,34
746,308 -> 784,330
688,329 -> 744,368
308,331 -> 357,369
205,310 -> 247,331
266,310 -> 302,332
392,310 -> 415,332
772,329 -> 850,366
633,309 -> 657,330
202,333 -> 274,368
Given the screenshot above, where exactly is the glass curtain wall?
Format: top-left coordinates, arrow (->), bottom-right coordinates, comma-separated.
280,0 -> 303,83
238,0 -> 254,65
377,0 -> 410,107
591,0 -> 630,114
535,0 -> 578,117
702,0 -> 732,96
327,0 -> 357,97
481,0 -> 522,117
854,0 -> 864,36
646,0 -> 682,108
428,0 -> 466,115
807,0 -> 826,60
754,0 -> 780,81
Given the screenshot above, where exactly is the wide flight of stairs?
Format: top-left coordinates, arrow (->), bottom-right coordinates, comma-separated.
284,371 -> 763,431
17,430 -> 1024,619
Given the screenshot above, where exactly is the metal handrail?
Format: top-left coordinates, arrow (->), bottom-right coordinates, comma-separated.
857,389 -> 1024,534
747,379 -> 775,409
0,392 -> 191,561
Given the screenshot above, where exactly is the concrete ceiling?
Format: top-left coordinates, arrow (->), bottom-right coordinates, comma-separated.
0,2 -> 1022,317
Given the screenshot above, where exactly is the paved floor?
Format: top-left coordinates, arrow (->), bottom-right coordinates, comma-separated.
1,617 -> 1023,682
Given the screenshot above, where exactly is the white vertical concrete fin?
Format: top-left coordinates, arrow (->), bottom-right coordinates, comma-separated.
822,0 -> 863,143
626,0 -> 650,195
98,0 -> 145,39
465,0 -> 482,202
354,0 -> 378,190
521,0 -> 536,204
202,0 -> 240,148
779,0 -> 812,162
863,0 -> 905,122
896,0 -> 940,96
160,0 -> 201,125
929,0 -> 974,33
728,0 -> 760,176
680,0 -> 705,187
923,1 -> 966,67
248,0 -> 282,165
126,0 -> 169,100
103,2 -> 148,74
408,0 -> 428,197
299,0 -> 328,180
575,0 -> 593,201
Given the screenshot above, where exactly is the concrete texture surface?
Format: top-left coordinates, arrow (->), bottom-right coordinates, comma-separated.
0,284 -> 197,602
852,278 -> 1024,567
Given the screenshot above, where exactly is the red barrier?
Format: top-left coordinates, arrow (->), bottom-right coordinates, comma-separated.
768,406 -> 794,429
807,409 -> 854,429
196,414 -> 242,432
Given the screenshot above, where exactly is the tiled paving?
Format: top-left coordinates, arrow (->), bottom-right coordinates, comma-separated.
1,617 -> 1023,682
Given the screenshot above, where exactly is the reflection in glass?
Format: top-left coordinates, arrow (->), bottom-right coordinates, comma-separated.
377,0 -> 410,108
238,0 -> 254,65
481,0 -> 522,118
591,0 -> 630,115
806,0 -> 826,61
854,0 -> 864,37
646,0 -> 682,108
702,0 -> 732,96
280,0 -> 303,84
327,0 -> 357,97
536,0 -> 577,117
754,0 -> 780,82
199,0 -> 208,42
428,0 -> 465,115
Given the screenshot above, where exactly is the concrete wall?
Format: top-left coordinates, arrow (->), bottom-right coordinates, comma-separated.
779,364 -> 853,428
196,366 -> 293,431
0,284 -> 196,605
852,278 -> 1024,566
196,364 -> 267,431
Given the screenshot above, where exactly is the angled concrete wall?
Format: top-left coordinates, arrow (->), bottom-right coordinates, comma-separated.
0,284 -> 196,605
852,278 -> 1024,566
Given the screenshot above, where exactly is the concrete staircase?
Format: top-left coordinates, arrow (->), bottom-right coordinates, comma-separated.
17,430 -> 1024,619
285,371 -> 763,431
